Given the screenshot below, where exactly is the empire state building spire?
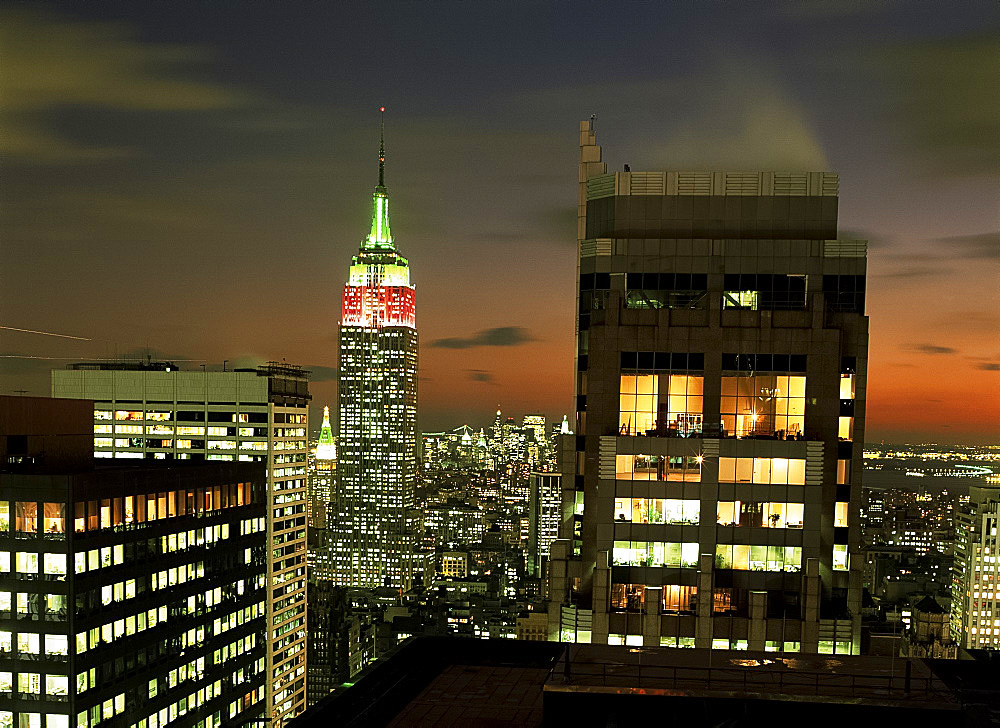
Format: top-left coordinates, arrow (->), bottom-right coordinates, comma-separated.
364,106 -> 394,251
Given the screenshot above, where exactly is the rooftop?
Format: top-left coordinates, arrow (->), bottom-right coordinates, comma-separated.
294,636 -> 1000,727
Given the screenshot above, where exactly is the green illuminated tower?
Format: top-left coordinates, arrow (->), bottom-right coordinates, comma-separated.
332,108 -> 419,589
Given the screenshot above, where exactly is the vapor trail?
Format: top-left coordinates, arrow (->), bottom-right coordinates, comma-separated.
0,325 -> 92,341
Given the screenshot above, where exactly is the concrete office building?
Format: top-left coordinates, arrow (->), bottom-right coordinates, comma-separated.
527,472 -> 561,579
331,111 -> 419,590
1,395 -> 268,728
548,121 -> 867,653
952,486 -> 1000,649
51,363 -> 310,725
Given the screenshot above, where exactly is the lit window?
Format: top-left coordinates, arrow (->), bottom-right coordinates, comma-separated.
16,552 -> 39,573
833,544 -> 849,571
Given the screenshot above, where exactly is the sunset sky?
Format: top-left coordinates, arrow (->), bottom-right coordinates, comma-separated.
1,2 -> 997,443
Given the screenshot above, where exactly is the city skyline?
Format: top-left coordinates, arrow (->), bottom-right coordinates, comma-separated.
2,2 -> 998,444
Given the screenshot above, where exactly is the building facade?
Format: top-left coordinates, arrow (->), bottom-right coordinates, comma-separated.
1,396 -> 268,728
332,114 -> 419,590
528,472 -> 561,579
548,121 -> 867,654
952,485 -> 1000,648
51,363 -> 310,725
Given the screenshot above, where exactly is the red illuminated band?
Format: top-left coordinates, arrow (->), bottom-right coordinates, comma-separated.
341,285 -> 416,328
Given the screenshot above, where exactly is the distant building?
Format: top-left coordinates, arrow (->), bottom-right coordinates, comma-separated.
308,406 -> 336,529
516,611 -> 549,642
952,486 -> 1000,648
52,362 -> 310,724
440,552 -> 468,579
902,596 -> 957,659
1,395 -> 268,728
306,583 -> 375,707
527,472 -> 561,578
332,112 -> 419,590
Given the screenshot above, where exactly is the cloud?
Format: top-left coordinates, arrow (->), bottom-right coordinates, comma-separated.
910,344 -> 958,355
978,363 -> 1000,372
305,365 -> 339,382
935,232 -> 1000,260
647,63 -> 828,171
465,369 -> 494,383
430,327 -> 536,349
0,7 -> 249,163
876,31 -> 1000,177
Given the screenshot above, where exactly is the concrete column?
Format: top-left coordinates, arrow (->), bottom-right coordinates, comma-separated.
547,540 -> 570,641
592,550 -> 610,645
802,557 -> 821,653
696,552 -> 714,649
749,591 -> 767,651
644,587 -> 662,647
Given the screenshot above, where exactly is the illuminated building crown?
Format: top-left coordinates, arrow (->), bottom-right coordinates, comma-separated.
363,106 -> 395,252
316,405 -> 336,460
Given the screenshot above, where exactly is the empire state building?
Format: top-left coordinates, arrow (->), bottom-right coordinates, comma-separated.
332,109 -> 418,589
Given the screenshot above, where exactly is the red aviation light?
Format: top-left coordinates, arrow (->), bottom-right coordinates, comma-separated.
341,284 -> 415,328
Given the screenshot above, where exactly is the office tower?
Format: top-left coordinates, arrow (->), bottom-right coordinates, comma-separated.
51,363 -> 310,725
308,406 -> 336,529
528,472 -> 562,578
952,486 -> 1000,648
332,111 -> 419,590
548,121 -> 868,653
1,396 -> 267,728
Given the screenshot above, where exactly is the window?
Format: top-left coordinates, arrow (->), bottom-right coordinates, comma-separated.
715,545 -> 802,572
718,457 -> 806,485
17,632 -> 40,655
114,411 -> 143,421
724,274 -> 807,310
721,375 -> 805,438
723,290 -> 759,309
610,583 -> 646,611
46,675 -> 69,696
717,501 -> 803,528
663,585 -> 697,612
835,502 -> 849,528
0,502 -> 7,532
612,541 -> 699,568
44,554 -> 67,576
665,375 -> 704,435
619,374 -> 657,435
18,673 -> 41,694
833,544 -> 849,571
16,552 -> 39,573
614,454 -> 701,481
0,672 -> 10,692
43,504 -> 65,535
614,498 -> 699,525
45,634 -> 68,656
15,502 -> 37,534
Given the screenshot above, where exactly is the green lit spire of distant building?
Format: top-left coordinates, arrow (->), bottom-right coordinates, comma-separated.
316,405 -> 336,460
363,106 -> 394,251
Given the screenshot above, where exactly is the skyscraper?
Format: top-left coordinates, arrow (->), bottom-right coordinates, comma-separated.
952,486 -> 1000,648
549,121 -> 867,654
332,110 -> 419,590
51,362 -> 310,724
1,395 -> 268,728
